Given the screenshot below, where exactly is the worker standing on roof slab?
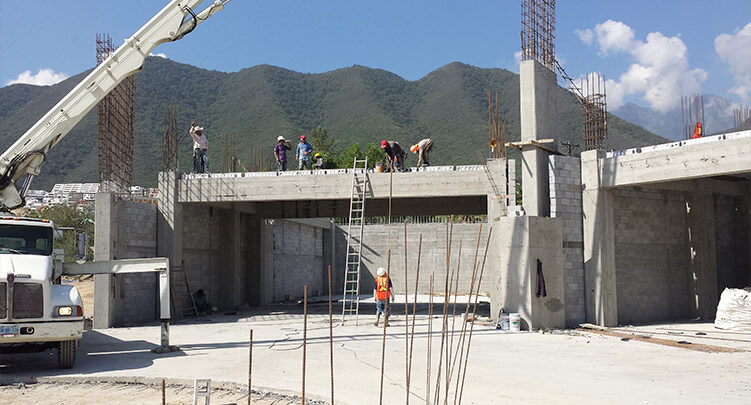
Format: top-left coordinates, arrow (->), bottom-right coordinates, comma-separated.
380,140 -> 405,172
411,138 -> 433,167
190,122 -> 209,173
296,134 -> 313,170
691,122 -> 703,139
374,267 -> 394,327
274,136 -> 292,172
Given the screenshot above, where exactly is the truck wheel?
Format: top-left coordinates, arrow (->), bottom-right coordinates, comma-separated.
58,340 -> 76,368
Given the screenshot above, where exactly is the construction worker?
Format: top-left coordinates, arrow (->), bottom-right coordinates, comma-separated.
380,140 -> 405,172
410,138 -> 434,167
190,122 -> 209,173
374,267 -> 394,327
691,122 -> 703,139
296,134 -> 313,170
314,152 -> 324,170
274,136 -> 291,172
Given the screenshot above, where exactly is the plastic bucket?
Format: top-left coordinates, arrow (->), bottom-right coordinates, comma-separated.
509,313 -> 521,332
499,313 -> 510,330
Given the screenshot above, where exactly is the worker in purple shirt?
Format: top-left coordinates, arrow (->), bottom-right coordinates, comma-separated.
274,136 -> 292,172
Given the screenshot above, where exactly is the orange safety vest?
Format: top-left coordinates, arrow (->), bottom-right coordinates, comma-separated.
691,122 -> 702,139
375,275 -> 391,300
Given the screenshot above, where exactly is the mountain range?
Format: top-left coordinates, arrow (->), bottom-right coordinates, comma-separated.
0,57 -> 668,189
616,95 -> 742,141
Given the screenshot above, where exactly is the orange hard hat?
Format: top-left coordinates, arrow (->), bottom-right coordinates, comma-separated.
410,144 -> 419,153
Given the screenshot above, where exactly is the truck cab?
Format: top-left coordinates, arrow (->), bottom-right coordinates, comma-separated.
0,216 -> 83,368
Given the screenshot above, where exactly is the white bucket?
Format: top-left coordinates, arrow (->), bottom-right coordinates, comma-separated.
509,313 -> 521,332
499,313 -> 510,330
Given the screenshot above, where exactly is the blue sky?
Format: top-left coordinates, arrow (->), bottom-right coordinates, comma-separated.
1,0 -> 749,113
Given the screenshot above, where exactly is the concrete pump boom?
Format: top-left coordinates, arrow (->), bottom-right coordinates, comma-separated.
0,0 -> 230,211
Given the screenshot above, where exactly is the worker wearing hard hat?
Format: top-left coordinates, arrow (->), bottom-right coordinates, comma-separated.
274,136 -> 291,172
190,122 -> 209,173
314,152 -> 324,170
380,140 -> 405,172
374,267 -> 394,327
410,138 -> 434,167
691,122 -> 703,139
296,135 -> 314,170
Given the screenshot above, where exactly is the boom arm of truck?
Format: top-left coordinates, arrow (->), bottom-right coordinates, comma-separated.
0,0 -> 230,211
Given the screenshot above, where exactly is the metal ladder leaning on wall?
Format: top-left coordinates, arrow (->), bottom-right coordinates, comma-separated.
341,157 -> 368,324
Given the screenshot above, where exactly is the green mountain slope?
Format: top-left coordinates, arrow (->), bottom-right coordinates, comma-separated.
0,57 -> 667,189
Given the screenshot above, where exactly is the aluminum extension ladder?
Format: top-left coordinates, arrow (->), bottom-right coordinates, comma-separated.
341,157 -> 368,324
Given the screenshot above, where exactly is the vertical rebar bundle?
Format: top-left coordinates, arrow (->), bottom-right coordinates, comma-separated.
247,146 -> 273,172
97,33 -> 134,194
733,105 -> 750,132
681,94 -> 705,140
487,90 -> 506,159
162,106 -> 178,171
222,132 -> 240,172
520,0 -> 556,70
581,73 -> 607,151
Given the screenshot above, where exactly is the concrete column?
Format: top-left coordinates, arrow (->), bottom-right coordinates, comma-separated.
157,171 -> 184,273
93,192 -> 116,329
491,216 -> 565,329
519,60 -> 558,217
686,179 -> 718,319
581,150 -> 618,326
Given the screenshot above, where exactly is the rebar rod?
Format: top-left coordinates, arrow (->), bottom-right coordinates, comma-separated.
404,221 -> 410,405
302,286 -> 308,405
248,329 -> 253,405
407,234 -> 423,404
452,226 -> 483,405
456,228 -> 493,405
433,219 -> 453,405
328,265 -> 334,405
426,273 -> 434,405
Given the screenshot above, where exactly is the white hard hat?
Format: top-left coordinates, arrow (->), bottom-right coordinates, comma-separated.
277,136 -> 285,141
377,267 -> 386,277
194,126 -> 204,132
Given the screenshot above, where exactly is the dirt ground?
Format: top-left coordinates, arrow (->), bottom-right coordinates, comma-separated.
0,380 -> 322,405
63,278 -> 93,317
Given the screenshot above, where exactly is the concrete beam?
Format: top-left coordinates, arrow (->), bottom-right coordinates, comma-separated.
177,166 -> 490,203
600,131 -> 751,188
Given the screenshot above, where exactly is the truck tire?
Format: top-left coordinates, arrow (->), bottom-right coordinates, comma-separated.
58,340 -> 76,368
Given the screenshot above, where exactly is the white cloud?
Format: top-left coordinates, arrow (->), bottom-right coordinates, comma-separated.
579,20 -> 706,113
6,68 -> 68,86
714,22 -> 751,103
575,28 -> 594,46
593,20 -> 636,55
151,52 -> 167,59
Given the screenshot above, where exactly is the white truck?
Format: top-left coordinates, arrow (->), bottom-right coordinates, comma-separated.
0,0 -> 230,368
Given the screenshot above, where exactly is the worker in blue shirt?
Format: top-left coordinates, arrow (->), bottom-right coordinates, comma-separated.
296,134 -> 313,170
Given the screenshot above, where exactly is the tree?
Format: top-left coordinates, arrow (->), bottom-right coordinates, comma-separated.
308,126 -> 338,158
364,142 -> 387,168
336,143 -> 362,168
28,204 -> 95,263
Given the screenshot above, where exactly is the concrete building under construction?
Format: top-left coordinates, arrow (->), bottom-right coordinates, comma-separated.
91,0 -> 751,332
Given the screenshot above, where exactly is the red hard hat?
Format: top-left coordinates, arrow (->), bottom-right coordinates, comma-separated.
300,134 -> 306,140
381,140 -> 388,148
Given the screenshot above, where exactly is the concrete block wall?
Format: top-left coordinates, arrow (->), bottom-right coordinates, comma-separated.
118,200 -> 159,325
181,204 -> 220,308
611,187 -> 692,324
335,223 -> 491,296
271,219 -> 325,301
94,194 -> 159,327
715,195 -> 751,289
549,155 -> 585,326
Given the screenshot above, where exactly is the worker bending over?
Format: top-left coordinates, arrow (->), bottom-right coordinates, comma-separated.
410,138 -> 433,167
380,140 -> 405,172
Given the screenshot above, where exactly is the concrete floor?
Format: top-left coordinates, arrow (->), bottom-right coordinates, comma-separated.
1,299 -> 750,404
